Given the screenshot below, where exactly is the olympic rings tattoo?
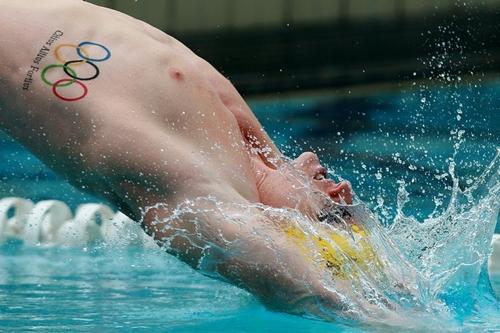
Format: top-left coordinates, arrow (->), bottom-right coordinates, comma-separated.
41,64 -> 77,87
52,79 -> 88,102
54,44 -> 90,65
63,60 -> 100,81
77,42 -> 111,62
41,41 -> 111,102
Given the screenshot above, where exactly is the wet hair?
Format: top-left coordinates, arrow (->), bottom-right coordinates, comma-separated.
318,206 -> 352,225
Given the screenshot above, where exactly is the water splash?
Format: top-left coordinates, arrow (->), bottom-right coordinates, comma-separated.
389,149 -> 500,316
143,148 -> 499,330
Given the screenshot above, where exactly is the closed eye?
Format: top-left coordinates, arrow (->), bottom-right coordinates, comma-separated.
314,173 -> 325,180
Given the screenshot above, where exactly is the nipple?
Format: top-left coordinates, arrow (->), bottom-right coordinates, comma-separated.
168,67 -> 184,81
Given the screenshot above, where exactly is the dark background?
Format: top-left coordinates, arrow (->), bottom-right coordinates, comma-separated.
86,0 -> 500,95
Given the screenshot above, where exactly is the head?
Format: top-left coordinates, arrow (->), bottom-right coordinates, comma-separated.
251,151 -> 353,217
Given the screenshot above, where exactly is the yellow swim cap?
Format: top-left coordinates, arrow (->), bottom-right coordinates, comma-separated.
284,222 -> 382,280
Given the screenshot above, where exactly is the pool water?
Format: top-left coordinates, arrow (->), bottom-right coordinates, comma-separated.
1,245 -> 499,332
0,79 -> 499,332
0,245 -> 344,333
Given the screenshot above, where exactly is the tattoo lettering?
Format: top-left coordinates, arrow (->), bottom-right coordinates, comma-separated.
22,30 -> 64,90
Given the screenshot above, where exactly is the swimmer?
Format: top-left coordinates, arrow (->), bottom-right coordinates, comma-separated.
0,0 -> 359,320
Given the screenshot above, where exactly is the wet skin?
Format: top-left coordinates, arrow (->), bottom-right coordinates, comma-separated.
0,0 -> 355,320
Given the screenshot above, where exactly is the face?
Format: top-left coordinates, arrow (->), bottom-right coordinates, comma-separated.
251,152 -> 353,217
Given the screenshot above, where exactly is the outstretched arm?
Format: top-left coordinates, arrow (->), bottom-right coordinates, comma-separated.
141,189 -> 346,320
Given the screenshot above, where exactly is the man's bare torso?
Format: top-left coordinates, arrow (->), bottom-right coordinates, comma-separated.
0,0 -> 264,219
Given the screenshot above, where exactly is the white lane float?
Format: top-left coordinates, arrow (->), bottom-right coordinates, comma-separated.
55,203 -> 112,247
0,197 -> 155,248
0,197 -> 498,282
100,211 -> 156,248
0,197 -> 34,242
24,200 -> 73,246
